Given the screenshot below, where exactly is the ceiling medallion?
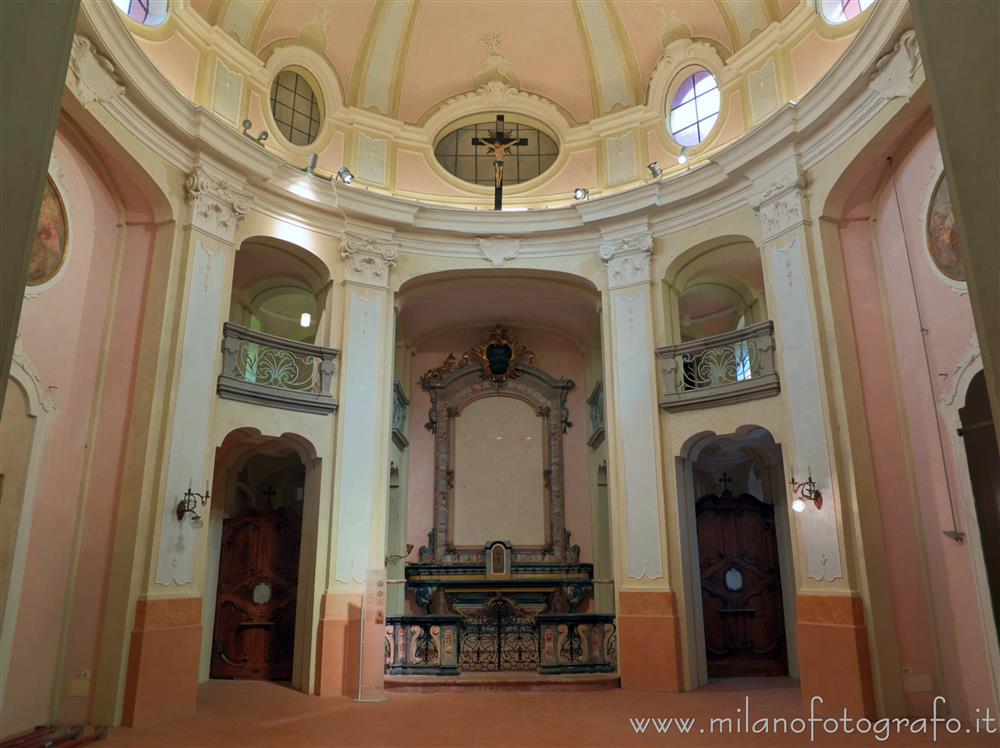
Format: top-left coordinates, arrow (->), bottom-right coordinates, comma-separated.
467,325 -> 534,383
419,325 -> 535,385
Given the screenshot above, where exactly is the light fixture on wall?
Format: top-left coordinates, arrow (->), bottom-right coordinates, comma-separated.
300,312 -> 312,328
303,152 -> 333,182
176,480 -> 211,526
677,146 -> 689,166
241,119 -> 269,146
385,543 -> 414,566
335,167 -> 355,184
572,187 -> 589,200
647,161 -> 664,178
789,469 -> 822,512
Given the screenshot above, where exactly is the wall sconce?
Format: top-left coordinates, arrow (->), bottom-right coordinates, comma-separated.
335,167 -> 355,184
241,119 -> 268,146
789,469 -> 822,512
176,481 -> 211,526
572,187 -> 589,200
303,152 -> 333,182
647,161 -> 663,178
385,543 -> 414,566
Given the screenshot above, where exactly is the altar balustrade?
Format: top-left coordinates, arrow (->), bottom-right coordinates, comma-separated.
217,323 -> 339,414
656,320 -> 780,411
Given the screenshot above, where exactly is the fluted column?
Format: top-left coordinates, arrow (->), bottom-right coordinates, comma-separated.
599,230 -> 683,691
316,232 -> 397,700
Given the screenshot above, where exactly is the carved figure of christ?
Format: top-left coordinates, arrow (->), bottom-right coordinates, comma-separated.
472,114 -> 528,210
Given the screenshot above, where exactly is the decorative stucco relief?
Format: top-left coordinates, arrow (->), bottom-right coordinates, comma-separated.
341,234 -> 398,288
600,234 -> 653,289
477,236 -> 520,267
184,165 -> 250,243
748,169 -> 807,243
869,30 -> 921,102
68,35 -> 125,110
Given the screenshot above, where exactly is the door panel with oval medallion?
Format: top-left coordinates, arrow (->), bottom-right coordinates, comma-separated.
211,505 -> 301,680
696,488 -> 787,677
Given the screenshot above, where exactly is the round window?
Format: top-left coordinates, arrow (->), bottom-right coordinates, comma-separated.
112,0 -> 169,26
819,0 -> 875,25
270,69 -> 322,147
434,118 -> 559,187
668,68 -> 720,147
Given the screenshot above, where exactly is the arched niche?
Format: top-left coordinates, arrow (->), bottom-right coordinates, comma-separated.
419,357 -> 575,564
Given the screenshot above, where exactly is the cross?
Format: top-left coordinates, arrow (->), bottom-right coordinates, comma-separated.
472,114 -> 528,210
262,485 -> 276,505
718,473 -> 733,494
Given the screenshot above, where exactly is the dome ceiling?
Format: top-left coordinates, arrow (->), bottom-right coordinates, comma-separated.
189,0 -> 800,125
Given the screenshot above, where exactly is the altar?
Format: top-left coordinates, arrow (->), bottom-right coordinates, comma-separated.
384,327 -> 617,677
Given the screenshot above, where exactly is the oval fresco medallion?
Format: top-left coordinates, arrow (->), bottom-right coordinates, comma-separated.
28,176 -> 69,286
926,174 -> 964,282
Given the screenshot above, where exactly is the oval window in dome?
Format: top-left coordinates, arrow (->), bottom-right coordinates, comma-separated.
819,0 -> 875,25
668,68 -> 720,148
434,118 -> 559,187
112,0 -> 169,26
270,69 -> 322,147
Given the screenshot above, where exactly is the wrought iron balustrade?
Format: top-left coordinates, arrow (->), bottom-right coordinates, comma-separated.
656,321 -> 779,411
218,323 -> 339,414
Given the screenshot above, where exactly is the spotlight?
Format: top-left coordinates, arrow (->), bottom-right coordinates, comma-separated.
300,312 -> 312,328
336,167 -> 355,184
572,187 -> 589,200
241,119 -> 269,146
677,146 -> 689,166
303,153 -> 333,182
647,161 -> 663,178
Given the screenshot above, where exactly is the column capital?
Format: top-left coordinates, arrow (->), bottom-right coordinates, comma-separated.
599,232 -> 653,290
184,163 -> 250,244
748,161 -> 808,243
341,233 -> 399,288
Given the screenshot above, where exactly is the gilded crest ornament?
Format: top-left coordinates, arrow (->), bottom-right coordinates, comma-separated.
419,352 -> 468,385
467,325 -> 534,383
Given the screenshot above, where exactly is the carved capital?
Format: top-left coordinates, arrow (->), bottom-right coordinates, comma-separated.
341,233 -> 398,287
869,30 -> 921,102
68,35 -> 125,110
184,165 -> 250,243
749,168 -> 807,243
600,233 -> 653,289
477,236 -> 520,267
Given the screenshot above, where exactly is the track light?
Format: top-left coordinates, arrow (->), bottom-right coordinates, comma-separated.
572,187 -> 589,200
647,161 -> 663,178
303,153 -> 333,182
677,146 -> 689,166
336,167 -> 355,184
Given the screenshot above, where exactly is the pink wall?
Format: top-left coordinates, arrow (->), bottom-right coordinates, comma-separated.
2,125 -> 155,733
837,121 -> 995,717
405,328 -> 595,568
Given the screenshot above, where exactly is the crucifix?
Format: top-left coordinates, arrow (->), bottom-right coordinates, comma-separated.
472,114 -> 527,210
718,473 -> 733,494
262,485 -> 276,505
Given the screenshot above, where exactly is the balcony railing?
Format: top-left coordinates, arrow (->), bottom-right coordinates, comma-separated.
218,323 -> 339,414
656,320 -> 779,411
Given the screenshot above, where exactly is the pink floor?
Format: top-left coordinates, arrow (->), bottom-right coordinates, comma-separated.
104,679 -> 997,747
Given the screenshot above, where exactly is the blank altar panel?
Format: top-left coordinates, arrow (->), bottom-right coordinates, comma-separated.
452,395 -> 546,547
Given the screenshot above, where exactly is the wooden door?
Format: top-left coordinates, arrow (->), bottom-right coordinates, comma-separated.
696,489 -> 787,677
211,505 -> 301,680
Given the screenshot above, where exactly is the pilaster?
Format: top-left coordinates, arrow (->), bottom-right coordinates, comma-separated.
599,229 -> 682,691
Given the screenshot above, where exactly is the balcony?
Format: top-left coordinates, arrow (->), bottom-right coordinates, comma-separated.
656,320 -> 780,412
217,323 -> 339,414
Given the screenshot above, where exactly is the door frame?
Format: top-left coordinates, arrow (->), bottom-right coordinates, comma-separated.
676,429 -> 799,687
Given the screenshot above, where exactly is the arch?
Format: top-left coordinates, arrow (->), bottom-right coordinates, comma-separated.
674,424 -> 798,687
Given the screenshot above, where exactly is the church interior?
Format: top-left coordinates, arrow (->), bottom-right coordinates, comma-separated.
1,1 -> 998,746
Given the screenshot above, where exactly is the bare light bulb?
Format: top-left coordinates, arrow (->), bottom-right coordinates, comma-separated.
792,497 -> 807,513
300,312 -> 312,328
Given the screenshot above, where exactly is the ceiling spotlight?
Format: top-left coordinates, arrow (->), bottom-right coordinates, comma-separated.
336,167 -> 355,184
572,187 -> 589,200
299,312 -> 312,328
677,146 -> 689,166
647,161 -> 663,178
303,153 -> 332,182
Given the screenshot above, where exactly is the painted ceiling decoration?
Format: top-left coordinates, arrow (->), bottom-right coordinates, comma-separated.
125,0 -> 869,206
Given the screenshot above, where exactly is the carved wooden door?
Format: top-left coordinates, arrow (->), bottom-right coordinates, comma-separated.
211,505 -> 301,680
696,490 -> 787,677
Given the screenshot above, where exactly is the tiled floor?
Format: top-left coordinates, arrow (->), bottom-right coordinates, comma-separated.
104,678 -> 997,747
